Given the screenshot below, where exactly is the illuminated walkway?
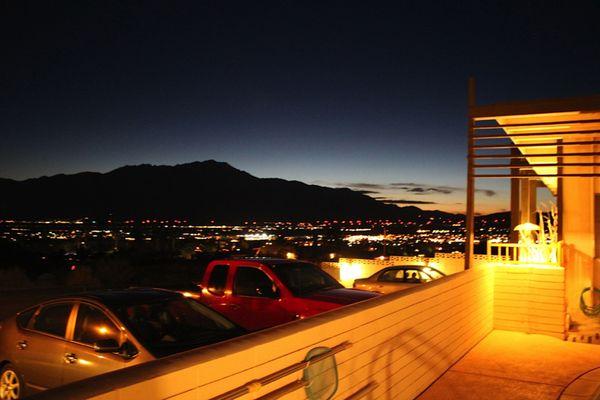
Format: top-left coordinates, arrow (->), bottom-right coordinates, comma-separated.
418,330 -> 600,400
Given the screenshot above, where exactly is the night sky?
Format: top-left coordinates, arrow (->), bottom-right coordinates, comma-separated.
2,1 -> 599,214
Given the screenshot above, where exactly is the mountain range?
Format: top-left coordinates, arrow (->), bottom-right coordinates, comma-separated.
0,160 -> 461,222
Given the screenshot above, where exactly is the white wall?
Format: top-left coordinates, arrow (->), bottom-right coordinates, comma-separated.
493,264 -> 566,339
562,149 -> 598,322
33,267 -> 494,400
330,253 -> 485,287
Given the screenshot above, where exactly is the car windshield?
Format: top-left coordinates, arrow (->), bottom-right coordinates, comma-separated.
269,262 -> 343,296
113,297 -> 241,357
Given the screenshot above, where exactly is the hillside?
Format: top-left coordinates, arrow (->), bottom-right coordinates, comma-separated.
0,161 -> 454,222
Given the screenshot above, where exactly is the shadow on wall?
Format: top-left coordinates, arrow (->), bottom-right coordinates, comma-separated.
366,327 -> 453,400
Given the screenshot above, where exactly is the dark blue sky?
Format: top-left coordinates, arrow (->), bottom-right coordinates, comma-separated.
2,1 -> 599,213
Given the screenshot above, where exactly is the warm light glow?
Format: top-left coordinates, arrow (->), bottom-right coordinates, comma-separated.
286,252 -> 297,260
339,262 -> 366,286
181,291 -> 200,299
96,326 -> 109,335
345,234 -> 384,244
509,124 -> 571,133
242,233 -> 276,241
491,262 -> 562,271
514,222 -> 540,232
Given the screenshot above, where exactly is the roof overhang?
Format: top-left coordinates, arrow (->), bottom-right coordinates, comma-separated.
471,95 -> 600,194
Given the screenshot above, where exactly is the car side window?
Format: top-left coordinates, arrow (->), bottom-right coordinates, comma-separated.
405,270 -> 421,283
379,269 -> 403,282
419,271 -> 432,282
16,307 -> 37,329
425,269 -> 444,280
32,303 -> 72,338
208,265 -> 229,296
233,267 -> 278,298
74,304 -> 121,346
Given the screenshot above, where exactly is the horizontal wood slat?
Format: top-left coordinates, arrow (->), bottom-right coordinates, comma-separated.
493,265 -> 566,339
35,262 -> 568,400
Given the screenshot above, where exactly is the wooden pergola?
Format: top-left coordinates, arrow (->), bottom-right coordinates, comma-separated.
465,78 -> 600,269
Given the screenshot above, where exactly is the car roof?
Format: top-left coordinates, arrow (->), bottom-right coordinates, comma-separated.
77,288 -> 181,306
226,257 -> 311,266
26,288 -> 182,311
378,265 -> 445,274
384,265 -> 430,269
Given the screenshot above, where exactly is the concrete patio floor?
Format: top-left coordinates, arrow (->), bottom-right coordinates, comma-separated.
418,330 -> 600,400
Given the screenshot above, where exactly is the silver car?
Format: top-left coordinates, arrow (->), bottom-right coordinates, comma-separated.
353,265 -> 445,294
0,288 -> 243,399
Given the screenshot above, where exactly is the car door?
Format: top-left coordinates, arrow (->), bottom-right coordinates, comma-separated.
13,302 -> 74,392
377,268 -> 413,293
201,264 -> 234,317
228,265 -> 295,330
61,302 -> 128,386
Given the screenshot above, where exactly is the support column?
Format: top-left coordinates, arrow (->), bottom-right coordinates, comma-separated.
529,180 -> 538,223
557,139 -> 563,242
510,149 -> 520,243
465,78 -> 476,270
520,179 -> 533,224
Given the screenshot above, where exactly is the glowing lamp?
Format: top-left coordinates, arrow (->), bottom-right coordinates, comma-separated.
514,222 -> 540,232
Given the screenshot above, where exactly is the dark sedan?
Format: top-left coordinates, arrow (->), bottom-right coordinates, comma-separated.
0,288 -> 243,399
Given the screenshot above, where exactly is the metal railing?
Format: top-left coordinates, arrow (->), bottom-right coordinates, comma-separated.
487,241 -> 563,267
210,341 -> 353,400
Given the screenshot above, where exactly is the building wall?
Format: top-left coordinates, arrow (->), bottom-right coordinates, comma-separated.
35,267 -> 494,400
328,255 -> 566,338
562,173 -> 596,321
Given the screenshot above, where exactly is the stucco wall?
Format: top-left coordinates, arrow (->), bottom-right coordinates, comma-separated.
562,152 -> 597,322
32,267 -> 494,400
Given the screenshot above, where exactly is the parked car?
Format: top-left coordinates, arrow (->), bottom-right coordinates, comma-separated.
353,265 -> 446,294
0,288 -> 243,399
196,258 -> 379,331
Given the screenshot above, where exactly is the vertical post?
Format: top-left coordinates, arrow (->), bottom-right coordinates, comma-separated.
510,148 -> 520,243
465,77 -> 476,270
557,139 -> 563,242
520,178 -> 531,224
529,179 -> 538,224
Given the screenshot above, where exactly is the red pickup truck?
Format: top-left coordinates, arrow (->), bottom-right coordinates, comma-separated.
194,258 -> 379,331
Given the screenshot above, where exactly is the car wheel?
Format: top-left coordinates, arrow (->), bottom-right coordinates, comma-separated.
0,364 -> 23,400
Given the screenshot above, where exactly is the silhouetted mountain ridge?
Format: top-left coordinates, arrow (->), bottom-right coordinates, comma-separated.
0,160 -> 463,222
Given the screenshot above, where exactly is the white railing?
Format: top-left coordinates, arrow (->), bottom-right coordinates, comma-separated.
487,241 -> 563,267
31,268 -> 494,400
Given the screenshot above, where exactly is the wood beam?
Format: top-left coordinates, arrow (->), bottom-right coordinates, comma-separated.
510,148 -> 520,242
465,77 -> 476,270
470,94 -> 600,119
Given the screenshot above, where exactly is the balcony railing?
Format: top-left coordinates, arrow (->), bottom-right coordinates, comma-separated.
487,241 -> 563,267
